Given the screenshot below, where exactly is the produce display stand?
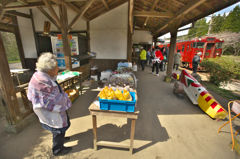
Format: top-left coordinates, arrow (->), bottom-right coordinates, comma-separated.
57,72 -> 83,94
88,91 -> 139,154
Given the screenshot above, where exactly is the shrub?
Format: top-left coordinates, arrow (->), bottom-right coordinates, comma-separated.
200,57 -> 240,86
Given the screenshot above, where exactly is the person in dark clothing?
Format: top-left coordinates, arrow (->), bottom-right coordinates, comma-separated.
159,47 -> 165,71
140,46 -> 147,71
151,46 -> 163,76
163,47 -> 169,71
173,49 -> 181,71
192,52 -> 202,73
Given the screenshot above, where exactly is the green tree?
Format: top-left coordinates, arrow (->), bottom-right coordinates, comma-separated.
211,14 -> 225,33
188,18 -> 208,38
1,32 -> 20,62
223,12 -> 226,19
221,5 -> 240,32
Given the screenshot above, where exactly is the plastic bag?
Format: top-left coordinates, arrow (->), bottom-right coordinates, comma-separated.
123,89 -> 132,101
115,89 -> 124,101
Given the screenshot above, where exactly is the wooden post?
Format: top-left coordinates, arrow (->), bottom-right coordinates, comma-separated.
60,4 -> 72,71
165,16 -> 184,82
11,16 -> 27,68
87,21 -> 90,52
133,46 -> 135,57
127,0 -> 133,62
127,24 -> 133,62
92,115 -> 97,150
165,28 -> 178,82
129,119 -> 136,154
0,32 -> 23,125
62,33 -> 72,71
153,38 -> 157,48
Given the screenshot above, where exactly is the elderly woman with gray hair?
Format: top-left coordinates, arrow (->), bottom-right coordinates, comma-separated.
27,53 -> 72,156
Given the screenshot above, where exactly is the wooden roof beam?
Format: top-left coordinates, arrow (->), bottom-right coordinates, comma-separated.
134,2 -> 147,11
43,0 -> 63,31
37,7 -> 61,31
0,0 -> 12,20
4,1 -> 56,10
0,23 -> 14,32
0,10 -> 6,20
202,2 -> 214,10
134,11 -> 174,18
67,0 -> 94,32
171,0 -> 203,15
101,0 -> 109,10
172,0 -> 185,6
153,0 -> 207,36
143,0 -> 159,28
53,0 -> 89,21
5,11 -> 32,19
140,0 -> 152,6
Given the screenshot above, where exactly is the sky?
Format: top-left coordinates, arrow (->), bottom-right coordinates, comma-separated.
158,2 -> 240,40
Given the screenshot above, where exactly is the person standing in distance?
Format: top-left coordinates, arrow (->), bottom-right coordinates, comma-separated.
192,52 -> 202,73
163,47 -> 169,71
173,49 -> 181,71
151,46 -> 163,76
140,46 -> 147,71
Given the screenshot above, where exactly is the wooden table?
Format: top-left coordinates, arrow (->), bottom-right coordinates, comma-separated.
10,69 -> 30,85
88,94 -> 139,154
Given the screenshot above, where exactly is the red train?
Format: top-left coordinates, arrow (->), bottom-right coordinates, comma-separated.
159,37 -> 224,70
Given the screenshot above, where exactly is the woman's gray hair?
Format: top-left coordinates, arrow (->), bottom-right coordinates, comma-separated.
36,52 -> 57,72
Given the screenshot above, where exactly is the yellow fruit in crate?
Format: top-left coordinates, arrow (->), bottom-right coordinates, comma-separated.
108,88 -> 116,100
99,90 -> 107,99
115,89 -> 124,101
103,86 -> 110,96
123,89 -> 132,101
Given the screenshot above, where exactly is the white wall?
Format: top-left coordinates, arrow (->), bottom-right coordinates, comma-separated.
16,9 -> 37,58
133,30 -> 153,44
31,7 -> 87,32
90,3 -> 128,59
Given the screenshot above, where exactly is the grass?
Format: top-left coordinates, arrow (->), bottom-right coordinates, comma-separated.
201,81 -> 240,100
8,60 -> 21,64
222,55 -> 240,62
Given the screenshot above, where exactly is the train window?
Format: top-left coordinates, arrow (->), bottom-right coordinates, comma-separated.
207,43 -> 214,50
216,43 -> 223,48
187,44 -> 189,51
207,38 -> 215,41
193,42 -> 196,48
182,45 -> 185,52
193,42 -> 205,48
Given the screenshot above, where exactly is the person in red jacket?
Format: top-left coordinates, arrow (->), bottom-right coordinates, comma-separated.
151,46 -> 163,76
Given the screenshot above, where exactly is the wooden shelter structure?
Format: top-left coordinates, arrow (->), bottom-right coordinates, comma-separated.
0,0 -> 239,133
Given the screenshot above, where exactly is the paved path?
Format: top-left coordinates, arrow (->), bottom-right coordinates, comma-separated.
0,67 -> 239,159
